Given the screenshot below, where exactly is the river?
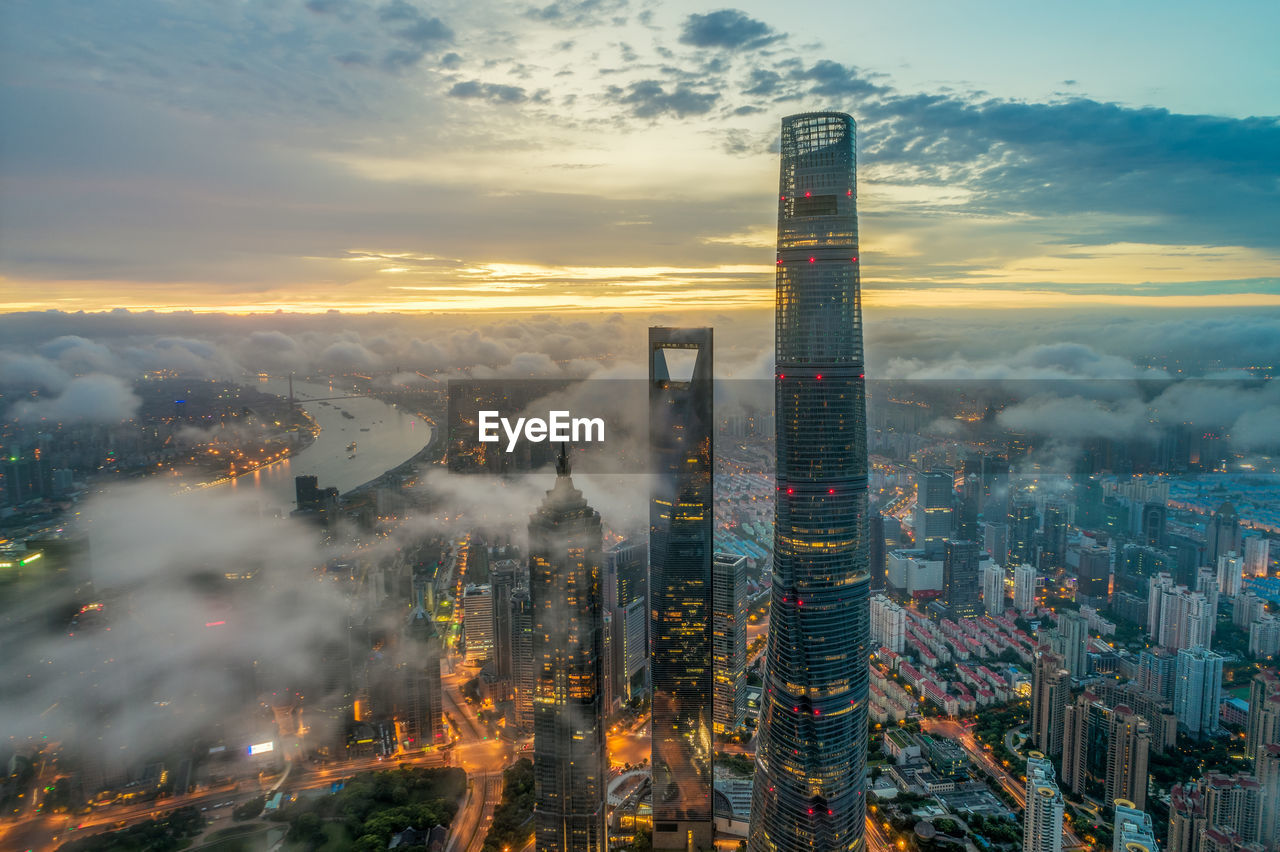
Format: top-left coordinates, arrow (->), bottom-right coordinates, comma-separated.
224,377 -> 431,512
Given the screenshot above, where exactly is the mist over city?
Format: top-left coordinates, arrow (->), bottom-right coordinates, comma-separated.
3,1 -> 1280,852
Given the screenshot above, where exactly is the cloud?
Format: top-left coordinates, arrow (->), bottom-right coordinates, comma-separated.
10,374 -> 141,423
607,80 -> 719,118
447,80 -> 528,104
794,60 -> 887,98
0,353 -> 72,391
523,0 -> 629,27
679,9 -> 781,50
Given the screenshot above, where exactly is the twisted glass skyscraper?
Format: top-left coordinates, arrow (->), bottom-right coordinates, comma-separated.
749,112 -> 870,852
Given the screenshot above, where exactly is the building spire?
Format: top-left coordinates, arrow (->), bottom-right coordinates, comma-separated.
556,442 -> 570,477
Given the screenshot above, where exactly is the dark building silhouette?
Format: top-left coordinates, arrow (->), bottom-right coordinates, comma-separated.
529,449 -> 607,852
400,576 -> 445,750
750,111 -> 869,852
1141,502 -> 1168,548
1076,545 -> 1111,602
489,558 -> 516,697
943,539 -> 982,619
1040,502 -> 1068,572
1207,501 -> 1242,566
870,511 -> 888,591
1008,500 -> 1040,567
957,473 -> 981,541
649,326 -> 715,850
915,469 -> 955,560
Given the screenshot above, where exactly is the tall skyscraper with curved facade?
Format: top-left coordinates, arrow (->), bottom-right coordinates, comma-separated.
529,449 -> 607,852
749,112 -> 870,852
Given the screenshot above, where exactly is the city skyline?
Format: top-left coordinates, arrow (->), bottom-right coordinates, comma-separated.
4,4 -> 1280,852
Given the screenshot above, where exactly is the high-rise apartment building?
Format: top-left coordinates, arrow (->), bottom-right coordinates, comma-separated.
1174,646 -> 1224,739
1168,782 -> 1207,852
1112,799 -> 1160,852
1050,610 -> 1090,680
1030,648 -> 1070,757
1025,754 -> 1065,852
528,452 -> 607,852
1246,669 -> 1280,764
1245,537 -> 1271,578
713,552 -> 748,735
1148,574 -> 1214,653
1218,553 -> 1245,601
1250,615 -> 1280,660
1137,649 -> 1178,703
1204,772 -> 1264,847
1062,692 -> 1150,809
983,562 -> 1007,616
1014,563 -> 1038,613
871,594 -> 906,654
750,112 -> 869,852
649,326 -> 715,850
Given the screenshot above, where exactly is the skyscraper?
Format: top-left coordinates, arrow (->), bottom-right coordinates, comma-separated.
490,558 -> 517,694
713,552 -> 748,735
529,450 -> 607,852
1245,537 -> 1271,578
983,562 -> 1007,616
511,590 -> 534,730
1218,552 -> 1244,600
1041,502 -> 1068,572
1051,610 -> 1090,680
1246,669 -> 1280,764
1207,502 -> 1242,566
1025,754 -> 1065,852
1009,501 -> 1040,567
649,326 -> 715,850
750,112 -> 869,852
400,576 -> 445,751
1112,800 -> 1160,852
915,470 -> 955,559
870,594 -> 906,653
1174,646 -> 1224,739
1062,692 -> 1150,809
943,539 -> 982,619
1014,562 -> 1038,613
1030,648 -> 1070,757
1076,544 -> 1112,602
462,583 -> 494,663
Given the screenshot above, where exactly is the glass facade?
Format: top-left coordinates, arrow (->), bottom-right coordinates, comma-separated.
649,327 -> 715,850
529,454 -> 607,852
750,112 -> 870,852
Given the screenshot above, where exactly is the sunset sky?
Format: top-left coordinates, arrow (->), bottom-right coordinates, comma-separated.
1,0 -> 1278,314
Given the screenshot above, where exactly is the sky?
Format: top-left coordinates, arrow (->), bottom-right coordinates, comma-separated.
1,0 -> 1278,314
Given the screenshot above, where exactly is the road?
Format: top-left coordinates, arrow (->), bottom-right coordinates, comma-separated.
921,719 -> 1087,851
441,663 -> 509,852
866,808 -> 897,852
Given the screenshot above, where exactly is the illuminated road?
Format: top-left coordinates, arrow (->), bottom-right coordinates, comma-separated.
921,719 -> 1087,850
441,663 -> 509,852
607,713 -> 650,770
866,809 -> 896,852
